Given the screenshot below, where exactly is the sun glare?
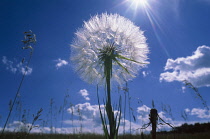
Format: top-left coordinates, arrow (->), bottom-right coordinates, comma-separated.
131,0 -> 148,8
126,0 -> 150,13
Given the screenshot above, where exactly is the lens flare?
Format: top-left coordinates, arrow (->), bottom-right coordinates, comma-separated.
129,0 -> 149,10
123,0 -> 171,58
133,0 -> 148,7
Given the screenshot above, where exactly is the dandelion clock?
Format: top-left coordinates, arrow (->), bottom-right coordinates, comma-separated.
71,13 -> 149,138
71,13 -> 149,85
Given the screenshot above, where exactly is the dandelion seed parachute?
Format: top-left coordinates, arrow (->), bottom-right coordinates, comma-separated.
71,13 -> 149,85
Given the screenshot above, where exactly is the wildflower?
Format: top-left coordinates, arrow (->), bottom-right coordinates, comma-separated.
71,13 -> 149,139
71,13 -> 149,85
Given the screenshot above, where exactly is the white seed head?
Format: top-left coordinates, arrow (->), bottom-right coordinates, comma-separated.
71,13 -> 149,85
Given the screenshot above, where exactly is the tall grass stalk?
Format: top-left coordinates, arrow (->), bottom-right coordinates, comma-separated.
69,103 -> 75,134
27,108 -> 43,135
120,82 -> 129,136
1,31 -> 36,136
60,93 -> 69,130
128,89 -> 132,135
77,105 -> 83,134
123,87 -> 127,136
183,80 -> 209,110
49,98 -> 54,134
181,110 -> 188,121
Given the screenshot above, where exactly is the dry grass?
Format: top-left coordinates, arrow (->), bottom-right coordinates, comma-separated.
1,132 -> 210,139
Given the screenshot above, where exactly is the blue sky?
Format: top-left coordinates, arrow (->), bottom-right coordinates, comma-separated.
1,0 -> 210,134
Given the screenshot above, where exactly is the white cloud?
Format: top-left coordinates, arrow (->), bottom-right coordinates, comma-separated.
136,105 -> 210,131
136,105 -> 151,123
67,102 -> 103,122
142,71 -> 149,77
185,108 -> 190,113
182,86 -> 186,93
17,63 -> 33,75
136,105 -> 173,125
136,106 -> 152,124
2,121 -> 37,133
2,56 -> 32,75
185,107 -> 210,119
55,58 -> 68,69
137,105 -> 150,113
160,45 -> 210,87
158,111 -> 173,122
66,102 -> 149,134
66,102 -> 106,133
1,121 -> 96,134
2,56 -> 17,73
78,89 -> 90,101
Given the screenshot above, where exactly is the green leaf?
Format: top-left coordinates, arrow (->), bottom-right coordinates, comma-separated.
97,86 -> 109,138
113,57 -> 130,74
116,54 -> 148,64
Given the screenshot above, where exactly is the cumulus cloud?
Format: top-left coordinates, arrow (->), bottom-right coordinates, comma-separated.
67,102 -> 103,122
142,107 -> 210,131
185,107 -> 210,119
160,45 -> 210,87
65,103 -> 210,134
137,105 -> 173,121
2,56 -> 32,75
55,58 -> 68,69
78,89 -> 90,101
66,102 -> 106,133
1,121 -> 86,134
3,121 -> 37,133
66,102 -> 149,134
137,105 -> 151,123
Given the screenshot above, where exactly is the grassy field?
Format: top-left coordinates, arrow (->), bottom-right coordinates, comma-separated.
1,132 -> 210,139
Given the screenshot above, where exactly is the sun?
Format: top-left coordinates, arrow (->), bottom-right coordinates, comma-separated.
131,0 -> 148,8
126,0 -> 150,12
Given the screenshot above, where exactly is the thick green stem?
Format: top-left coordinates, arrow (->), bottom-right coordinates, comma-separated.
105,56 -> 115,139
99,45 -> 125,139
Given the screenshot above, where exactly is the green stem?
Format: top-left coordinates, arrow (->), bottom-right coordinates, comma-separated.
105,56 -> 115,139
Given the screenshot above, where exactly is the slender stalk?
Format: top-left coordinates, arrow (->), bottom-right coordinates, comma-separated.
50,98 -> 54,134
128,90 -> 131,135
1,50 -> 33,135
70,103 -> 75,134
122,83 -> 128,137
105,56 -> 115,139
123,91 -> 126,136
1,30 -> 36,136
